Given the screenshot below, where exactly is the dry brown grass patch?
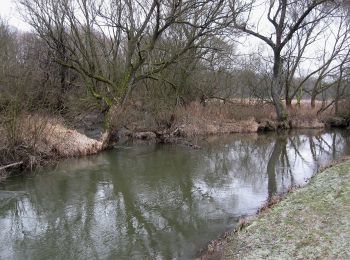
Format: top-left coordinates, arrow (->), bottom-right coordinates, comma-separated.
176,101 -> 276,122
44,123 -> 103,157
0,114 -> 103,179
286,100 -> 336,128
172,102 -> 271,137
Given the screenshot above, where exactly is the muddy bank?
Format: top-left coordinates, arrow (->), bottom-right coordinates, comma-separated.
220,159 -> 350,259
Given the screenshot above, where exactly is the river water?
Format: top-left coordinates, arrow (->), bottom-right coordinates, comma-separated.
0,130 -> 349,259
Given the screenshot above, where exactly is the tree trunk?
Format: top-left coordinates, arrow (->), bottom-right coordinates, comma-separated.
101,69 -> 135,148
335,96 -> 339,116
310,93 -> 317,109
285,96 -> 292,108
120,66 -> 136,106
272,53 -> 287,121
101,103 -> 124,148
335,81 -> 341,116
56,36 -> 68,111
57,64 -> 67,111
271,85 -> 285,121
285,83 -> 292,108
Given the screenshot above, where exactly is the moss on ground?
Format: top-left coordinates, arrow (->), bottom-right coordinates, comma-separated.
225,161 -> 350,259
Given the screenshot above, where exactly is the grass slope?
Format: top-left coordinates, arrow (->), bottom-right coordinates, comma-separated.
225,161 -> 350,259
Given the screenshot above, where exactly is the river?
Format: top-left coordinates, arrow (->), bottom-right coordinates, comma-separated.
0,129 -> 349,259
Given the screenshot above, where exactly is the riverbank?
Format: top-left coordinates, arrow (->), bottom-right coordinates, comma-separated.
221,159 -> 350,259
0,115 -> 103,182
1,100 -> 349,182
103,100 -> 347,142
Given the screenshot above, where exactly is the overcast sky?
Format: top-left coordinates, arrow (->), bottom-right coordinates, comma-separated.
0,0 -> 31,30
0,0 -> 338,75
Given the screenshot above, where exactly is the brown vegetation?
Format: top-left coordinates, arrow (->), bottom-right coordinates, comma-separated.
99,99 -> 349,142
0,114 -> 102,181
1,97 -> 348,182
43,123 -> 103,157
288,100 -> 327,129
173,102 -> 260,137
171,100 -> 345,137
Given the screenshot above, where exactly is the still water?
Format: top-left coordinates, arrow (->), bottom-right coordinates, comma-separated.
0,130 -> 349,259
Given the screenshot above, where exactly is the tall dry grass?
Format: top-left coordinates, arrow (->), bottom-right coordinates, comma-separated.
0,114 -> 58,170
175,101 -> 276,122
0,113 -> 103,180
172,102 -> 265,136
171,99 -> 344,135
336,100 -> 350,119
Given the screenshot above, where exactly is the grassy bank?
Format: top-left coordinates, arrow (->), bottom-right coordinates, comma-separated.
224,160 -> 350,259
0,114 -> 103,181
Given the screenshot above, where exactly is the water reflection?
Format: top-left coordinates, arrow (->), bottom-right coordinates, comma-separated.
0,130 -> 349,259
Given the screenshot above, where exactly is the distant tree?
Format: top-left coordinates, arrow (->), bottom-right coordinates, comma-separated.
308,14 -> 350,109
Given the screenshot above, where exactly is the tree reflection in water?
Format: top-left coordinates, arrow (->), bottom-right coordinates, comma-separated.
0,130 -> 349,259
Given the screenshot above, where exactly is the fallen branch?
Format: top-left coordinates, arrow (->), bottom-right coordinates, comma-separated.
0,161 -> 23,171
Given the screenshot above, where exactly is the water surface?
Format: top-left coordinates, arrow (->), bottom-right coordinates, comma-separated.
0,130 -> 349,259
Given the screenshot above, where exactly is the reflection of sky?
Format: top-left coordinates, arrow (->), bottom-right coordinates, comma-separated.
194,178 -> 267,218
0,130 -> 349,259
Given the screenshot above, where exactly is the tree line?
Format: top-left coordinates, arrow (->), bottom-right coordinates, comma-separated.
1,0 -> 349,134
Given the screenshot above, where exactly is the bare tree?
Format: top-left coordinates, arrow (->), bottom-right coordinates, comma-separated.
229,0 -> 337,121
308,12 -> 350,108
282,13 -> 324,107
19,0 -> 232,128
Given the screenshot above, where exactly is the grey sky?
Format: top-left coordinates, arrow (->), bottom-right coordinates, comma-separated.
0,0 -> 30,30
0,0 -> 341,77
